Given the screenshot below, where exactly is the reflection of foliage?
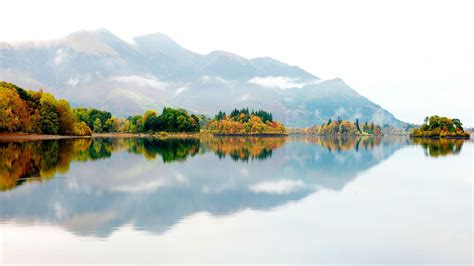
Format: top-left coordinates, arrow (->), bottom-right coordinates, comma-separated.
5,136 -> 465,192
88,139 -> 113,160
412,138 -> 466,157
0,138 -> 204,191
140,138 -> 200,163
0,139 -> 91,191
0,137 -> 288,190
203,137 -> 286,161
304,136 -> 383,152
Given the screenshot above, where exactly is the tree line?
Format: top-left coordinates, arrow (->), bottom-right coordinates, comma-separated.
307,117 -> 383,136
206,108 -> 286,135
215,108 -> 273,123
1,82 -> 283,136
0,82 -> 91,135
1,82 -> 204,135
73,107 -> 202,134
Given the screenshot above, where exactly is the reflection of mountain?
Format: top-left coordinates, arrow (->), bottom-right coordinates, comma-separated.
1,136 -> 418,237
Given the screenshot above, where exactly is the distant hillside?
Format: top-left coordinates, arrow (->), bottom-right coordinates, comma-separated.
0,29 -> 406,127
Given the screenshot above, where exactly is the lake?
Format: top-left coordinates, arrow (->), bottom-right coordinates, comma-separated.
0,136 -> 472,264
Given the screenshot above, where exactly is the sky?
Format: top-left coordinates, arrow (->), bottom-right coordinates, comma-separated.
0,0 -> 472,126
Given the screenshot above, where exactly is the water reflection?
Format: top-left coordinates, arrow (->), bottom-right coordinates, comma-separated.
203,137 -> 285,161
0,136 -> 467,237
0,139 -> 91,191
412,138 -> 466,157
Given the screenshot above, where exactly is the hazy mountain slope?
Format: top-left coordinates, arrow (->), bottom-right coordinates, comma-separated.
0,29 -> 405,127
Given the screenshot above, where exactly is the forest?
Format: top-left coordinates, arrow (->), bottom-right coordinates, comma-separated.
74,107 -> 202,134
205,108 -> 286,135
0,82 -> 91,136
1,82 -> 284,136
0,82 -> 201,135
306,118 -> 383,136
411,115 -> 470,138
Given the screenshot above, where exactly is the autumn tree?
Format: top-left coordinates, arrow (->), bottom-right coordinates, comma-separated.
412,115 -> 470,138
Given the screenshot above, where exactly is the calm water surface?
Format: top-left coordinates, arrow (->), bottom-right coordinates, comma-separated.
0,136 -> 472,264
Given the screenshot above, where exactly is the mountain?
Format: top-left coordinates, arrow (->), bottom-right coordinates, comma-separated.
0,29 -> 405,127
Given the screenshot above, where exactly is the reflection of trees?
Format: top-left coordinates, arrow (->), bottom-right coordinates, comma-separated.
140,139 -> 200,163
0,139 -> 91,191
202,137 -> 287,161
412,138 -> 466,157
0,138 -> 203,191
2,136 -> 464,191
76,138 -> 201,163
0,137 -> 285,191
0,135 -> 409,238
5,135 -> 466,237
301,136 -> 383,152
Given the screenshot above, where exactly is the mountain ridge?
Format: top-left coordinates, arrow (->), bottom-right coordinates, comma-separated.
0,29 -> 405,127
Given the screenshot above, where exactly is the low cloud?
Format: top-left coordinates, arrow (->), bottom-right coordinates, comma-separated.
248,76 -> 310,89
200,75 -> 230,84
111,179 -> 168,193
249,179 -> 304,194
54,48 -> 71,65
111,75 -> 169,89
240,93 -> 250,101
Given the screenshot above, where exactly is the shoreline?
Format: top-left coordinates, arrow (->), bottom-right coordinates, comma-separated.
1,132 -> 470,141
0,132 -> 204,141
0,132 -> 288,140
410,135 -> 471,140
0,133 -> 92,140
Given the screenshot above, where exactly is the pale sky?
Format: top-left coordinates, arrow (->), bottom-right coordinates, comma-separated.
1,0 -> 472,126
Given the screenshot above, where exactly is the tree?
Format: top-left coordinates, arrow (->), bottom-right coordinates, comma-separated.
39,96 -> 59,135
144,113 -> 160,132
56,100 -> 76,135
355,118 -> 361,132
0,88 -> 25,132
230,108 -> 240,119
424,116 -> 429,124
1,82 -> 92,136
412,115 -> 469,138
93,118 -> 102,133
215,111 -> 225,121
206,108 -> 285,135
363,122 -> 369,132
104,118 -> 114,133
452,118 -> 463,130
